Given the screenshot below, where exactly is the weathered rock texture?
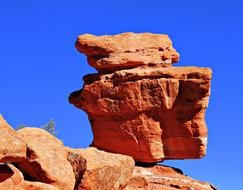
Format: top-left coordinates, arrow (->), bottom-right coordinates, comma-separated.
69,32 -> 212,162
0,164 -> 60,190
0,115 -> 26,163
0,112 -> 216,189
0,32 -> 215,189
67,147 -> 135,190
123,165 -> 217,190
67,151 -> 87,190
75,32 -> 179,73
17,128 -> 75,190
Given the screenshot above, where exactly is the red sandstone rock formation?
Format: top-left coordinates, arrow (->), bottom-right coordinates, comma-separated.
67,147 -> 135,190
0,32 -> 215,189
0,115 -> 26,163
67,152 -> 86,190
123,165 -> 217,190
75,32 -> 179,73
69,32 -> 212,163
17,128 -> 75,190
0,115 -> 216,189
0,164 -> 59,190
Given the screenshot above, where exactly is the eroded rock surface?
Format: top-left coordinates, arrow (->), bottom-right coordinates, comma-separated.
69,32 -> 212,162
67,151 -> 86,190
0,115 -> 26,163
75,32 -> 179,72
17,128 -> 75,190
123,165 -> 218,190
0,164 -> 60,190
0,109 -> 216,190
0,32 -> 215,190
67,147 -> 135,190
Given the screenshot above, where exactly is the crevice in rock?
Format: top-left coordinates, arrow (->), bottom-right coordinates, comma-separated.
135,162 -> 156,167
170,184 -> 180,189
12,163 -> 36,182
15,160 -> 55,183
26,148 -> 37,160
0,164 -> 14,182
67,152 -> 87,190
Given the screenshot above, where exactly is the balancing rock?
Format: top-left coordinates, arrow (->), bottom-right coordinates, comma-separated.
69,32 -> 212,163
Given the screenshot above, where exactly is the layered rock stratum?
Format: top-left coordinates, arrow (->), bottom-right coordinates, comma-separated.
69,32 -> 212,163
75,32 -> 179,73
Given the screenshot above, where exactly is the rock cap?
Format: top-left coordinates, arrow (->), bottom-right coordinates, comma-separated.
76,32 -> 179,72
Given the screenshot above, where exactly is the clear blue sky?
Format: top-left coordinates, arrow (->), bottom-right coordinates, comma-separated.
0,1 -> 242,189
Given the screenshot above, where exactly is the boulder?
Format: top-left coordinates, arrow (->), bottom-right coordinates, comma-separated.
69,66 -> 212,162
67,147 -> 135,190
123,165 -> 218,190
0,164 -> 60,190
0,115 -> 26,163
17,128 -> 75,190
75,32 -> 179,72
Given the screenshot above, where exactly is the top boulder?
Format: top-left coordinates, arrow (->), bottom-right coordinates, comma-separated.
75,32 -> 179,73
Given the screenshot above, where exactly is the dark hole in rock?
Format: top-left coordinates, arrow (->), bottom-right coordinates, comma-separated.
0,164 -> 14,182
